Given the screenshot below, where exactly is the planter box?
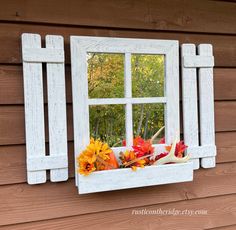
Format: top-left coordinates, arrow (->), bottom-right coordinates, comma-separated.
78,162 -> 193,194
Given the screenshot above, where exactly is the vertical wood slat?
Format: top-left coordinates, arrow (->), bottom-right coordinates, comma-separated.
181,44 -> 200,170
165,42 -> 180,144
70,37 -> 90,187
198,44 -> 216,168
22,34 -> 47,184
22,33 -> 68,184
124,53 -> 133,147
46,35 -> 68,181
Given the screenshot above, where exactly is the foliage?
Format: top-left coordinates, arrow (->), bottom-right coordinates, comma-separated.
87,53 -> 165,146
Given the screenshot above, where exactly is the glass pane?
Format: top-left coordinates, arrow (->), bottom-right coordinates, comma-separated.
89,104 -> 125,147
133,104 -> 165,142
87,53 -> 124,98
131,54 -> 165,97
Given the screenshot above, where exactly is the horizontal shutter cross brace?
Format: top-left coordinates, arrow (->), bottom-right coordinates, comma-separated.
22,47 -> 64,63
183,55 -> 214,68
27,155 -> 68,171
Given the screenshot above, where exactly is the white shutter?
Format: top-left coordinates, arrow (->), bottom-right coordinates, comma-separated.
22,33 -> 68,184
182,44 -> 217,169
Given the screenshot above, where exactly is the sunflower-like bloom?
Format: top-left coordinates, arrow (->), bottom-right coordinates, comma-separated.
77,138 -> 114,175
78,161 -> 96,175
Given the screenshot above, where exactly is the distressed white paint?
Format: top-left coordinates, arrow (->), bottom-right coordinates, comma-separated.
181,44 -> 200,169
22,33 -> 68,184
187,145 -> 216,159
22,34 -> 47,184
70,36 -> 183,193
181,43 -> 216,169
88,97 -> 167,105
27,155 -> 68,171
198,44 -> 216,168
165,40 -> 180,144
70,38 -> 90,186
124,53 -> 133,147
23,47 -> 64,63
183,55 -> 214,68
46,35 -> 68,181
79,162 -> 193,194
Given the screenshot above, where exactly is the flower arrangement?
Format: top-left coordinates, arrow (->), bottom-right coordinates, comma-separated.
77,127 -> 190,176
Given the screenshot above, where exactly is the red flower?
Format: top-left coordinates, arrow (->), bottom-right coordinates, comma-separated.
132,137 -> 154,158
175,141 -> 188,157
155,140 -> 188,161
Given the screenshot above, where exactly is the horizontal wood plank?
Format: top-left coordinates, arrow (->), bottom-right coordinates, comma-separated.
0,163 -> 235,226
210,225 -> 236,230
1,194 -> 236,230
0,65 -> 72,105
0,102 -> 235,145
0,143 -> 75,185
214,69 -> 236,100
0,105 -> 73,145
1,66 -> 235,105
0,23 -> 235,66
0,0 -> 235,34
0,131 -> 235,185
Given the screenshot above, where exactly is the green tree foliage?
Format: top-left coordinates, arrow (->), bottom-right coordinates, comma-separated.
87,53 -> 165,146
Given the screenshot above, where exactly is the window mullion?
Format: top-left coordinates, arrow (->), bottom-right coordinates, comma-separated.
124,52 -> 133,147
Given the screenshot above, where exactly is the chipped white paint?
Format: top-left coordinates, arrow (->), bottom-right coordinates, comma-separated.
88,97 -> 167,105
198,44 -> 216,168
22,33 -> 68,184
182,43 -> 216,169
46,35 -> 68,181
183,55 -> 214,68
79,162 -> 193,194
22,48 -> 64,63
70,36 -> 185,194
187,145 -> 216,159
181,44 -> 200,169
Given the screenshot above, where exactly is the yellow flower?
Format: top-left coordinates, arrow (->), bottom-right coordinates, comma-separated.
77,138 -> 113,175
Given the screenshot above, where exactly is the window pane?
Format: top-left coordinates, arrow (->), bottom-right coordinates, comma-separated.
131,54 -> 165,97
87,53 -> 124,98
89,104 -> 125,147
133,104 -> 165,142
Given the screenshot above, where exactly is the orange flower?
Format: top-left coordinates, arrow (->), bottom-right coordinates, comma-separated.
77,138 -> 117,175
78,161 -> 96,176
120,150 -> 147,170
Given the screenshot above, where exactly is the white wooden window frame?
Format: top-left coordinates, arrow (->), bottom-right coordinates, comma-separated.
70,36 -> 193,194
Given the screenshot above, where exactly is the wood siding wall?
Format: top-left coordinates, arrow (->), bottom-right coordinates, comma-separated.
0,0 -> 235,229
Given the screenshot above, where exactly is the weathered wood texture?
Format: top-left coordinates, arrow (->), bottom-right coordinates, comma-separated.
1,66 -> 236,105
0,0 -> 235,34
0,162 -> 236,226
0,23 -> 235,66
1,194 -> 236,230
0,0 -> 235,229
